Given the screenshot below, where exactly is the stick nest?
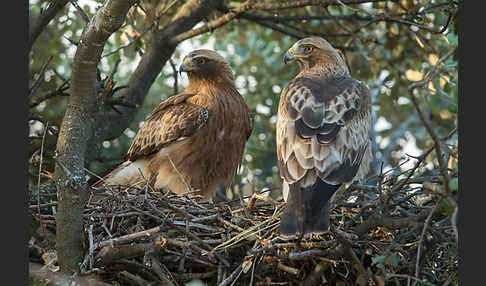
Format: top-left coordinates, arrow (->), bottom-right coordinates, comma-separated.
29,167 -> 458,286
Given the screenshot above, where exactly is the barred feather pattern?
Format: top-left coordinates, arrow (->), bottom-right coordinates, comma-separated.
277,72 -> 372,192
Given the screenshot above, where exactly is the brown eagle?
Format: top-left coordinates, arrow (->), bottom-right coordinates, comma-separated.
276,37 -> 373,239
93,49 -> 253,200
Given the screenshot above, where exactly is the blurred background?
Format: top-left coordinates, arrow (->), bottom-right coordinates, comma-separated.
28,0 -> 459,201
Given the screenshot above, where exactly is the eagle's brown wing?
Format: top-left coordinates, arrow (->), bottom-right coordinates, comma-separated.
276,74 -> 372,187
126,93 -> 209,162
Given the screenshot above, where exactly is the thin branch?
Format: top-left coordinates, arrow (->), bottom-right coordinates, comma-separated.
95,225 -> 162,250
218,264 -> 243,286
170,0 -> 254,45
408,49 -> 456,195
29,56 -> 54,97
36,122 -> 49,232
168,58 -> 179,95
102,23 -> 154,58
106,58 -> 121,84
451,205 -> 458,246
29,0 -> 70,51
414,202 -> 440,285
29,113 -> 59,135
386,274 -> 435,286
237,12 -> 372,23
70,0 -> 91,24
243,17 -> 302,39
29,79 -> 70,108
379,11 -> 454,35
335,0 -> 454,34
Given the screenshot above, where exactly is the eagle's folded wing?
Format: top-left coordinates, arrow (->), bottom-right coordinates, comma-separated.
126,93 -> 209,162
277,75 -> 371,186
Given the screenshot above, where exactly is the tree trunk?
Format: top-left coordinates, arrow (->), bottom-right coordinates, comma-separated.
54,0 -> 137,273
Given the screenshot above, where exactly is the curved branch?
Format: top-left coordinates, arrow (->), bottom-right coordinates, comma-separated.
170,0 -> 253,45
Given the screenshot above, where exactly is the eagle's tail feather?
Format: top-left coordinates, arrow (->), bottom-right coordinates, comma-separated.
91,160 -> 149,190
279,179 -> 340,239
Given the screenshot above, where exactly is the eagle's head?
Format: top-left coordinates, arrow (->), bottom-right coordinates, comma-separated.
284,37 -> 348,75
179,49 -> 234,83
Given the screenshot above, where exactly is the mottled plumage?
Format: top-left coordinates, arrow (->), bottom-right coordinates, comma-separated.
277,37 -> 372,239
93,49 -> 252,200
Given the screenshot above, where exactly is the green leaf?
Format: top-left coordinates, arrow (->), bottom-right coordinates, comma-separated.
449,177 -> 458,192
441,198 -> 455,216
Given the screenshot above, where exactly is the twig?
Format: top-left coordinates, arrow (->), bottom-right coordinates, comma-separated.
88,223 -> 94,269
118,270 -> 149,286
333,227 -> 369,282
102,23 -> 154,58
386,273 -> 435,286
167,154 -> 191,193
95,225 -> 162,249
29,202 -> 57,209
277,262 -> 300,275
29,78 -> 70,108
408,49 -> 456,195
148,198 -> 198,221
414,202 -> 440,285
176,271 -> 218,281
169,223 -> 231,268
451,205 -> 458,246
237,12 -> 372,23
249,255 -> 256,286
70,0 -> 90,24
105,58 -> 121,87
168,58 -> 179,95
218,264 -> 243,286
241,17 -> 302,39
151,256 -> 176,286
36,121 -> 49,232
29,55 -> 54,97
170,0 -> 254,45
171,220 -> 225,232
289,249 -> 326,260
218,216 -> 245,232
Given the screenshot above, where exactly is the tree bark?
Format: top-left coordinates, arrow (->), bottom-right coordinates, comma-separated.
54,0 -> 138,273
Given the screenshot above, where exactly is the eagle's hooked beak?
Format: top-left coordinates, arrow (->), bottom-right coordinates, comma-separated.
179,58 -> 195,75
283,48 -> 295,65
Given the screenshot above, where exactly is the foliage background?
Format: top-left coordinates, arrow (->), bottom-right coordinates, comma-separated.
28,0 -> 458,282
29,0 -> 458,199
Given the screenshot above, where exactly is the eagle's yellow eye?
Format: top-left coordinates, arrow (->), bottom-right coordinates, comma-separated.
198,58 -> 206,65
304,46 -> 313,53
